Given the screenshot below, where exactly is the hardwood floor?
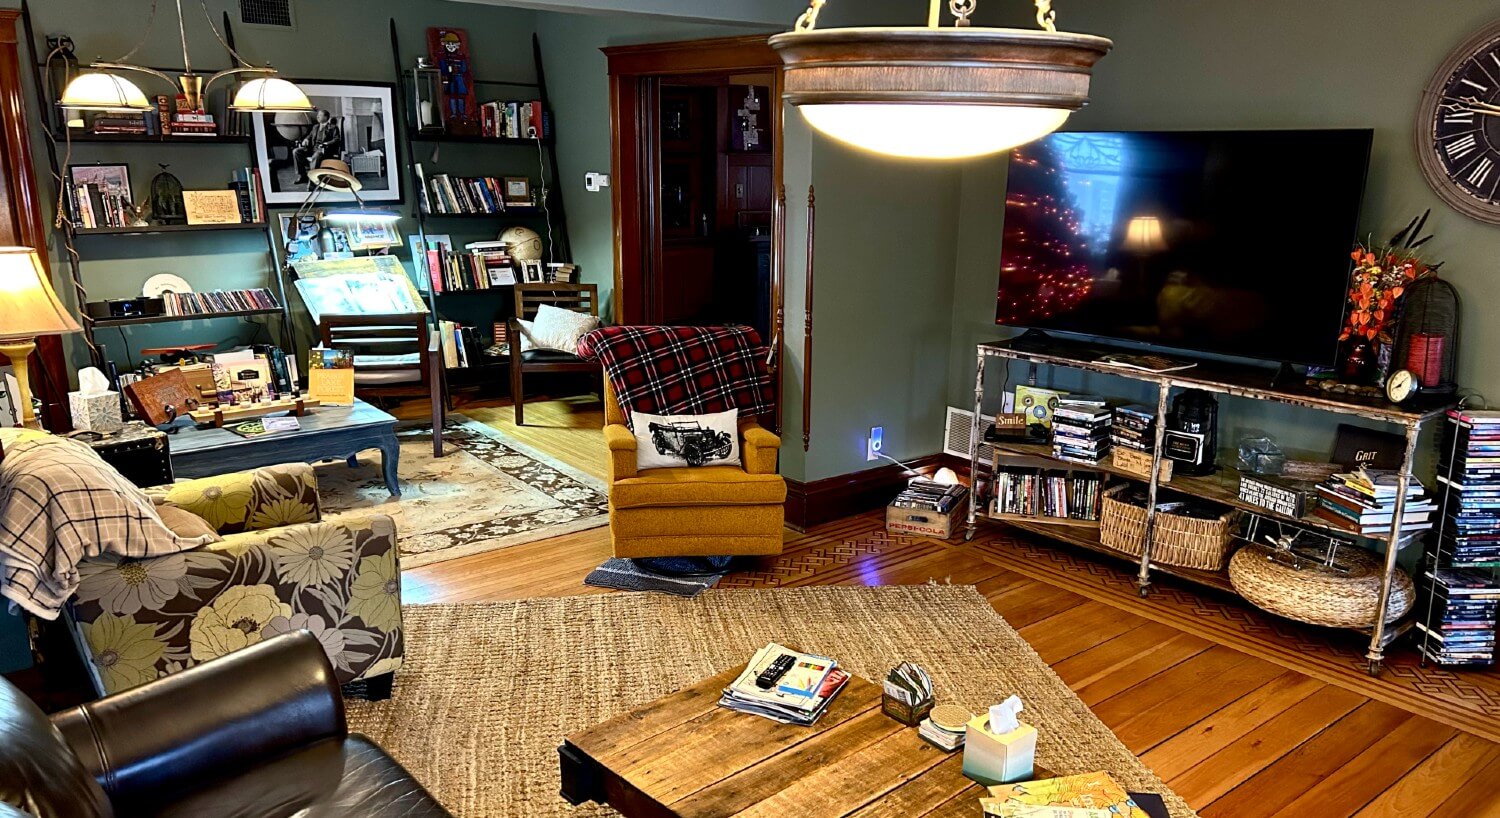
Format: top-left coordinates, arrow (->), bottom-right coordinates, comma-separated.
402,398 -> 1500,817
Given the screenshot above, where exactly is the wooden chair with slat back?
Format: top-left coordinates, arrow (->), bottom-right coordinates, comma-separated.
318,313 -> 447,456
509,283 -> 601,426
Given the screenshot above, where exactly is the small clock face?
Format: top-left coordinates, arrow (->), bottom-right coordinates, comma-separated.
1386,369 -> 1417,403
1419,22 -> 1500,224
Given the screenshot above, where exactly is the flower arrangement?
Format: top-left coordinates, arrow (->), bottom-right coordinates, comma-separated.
1339,210 -> 1442,347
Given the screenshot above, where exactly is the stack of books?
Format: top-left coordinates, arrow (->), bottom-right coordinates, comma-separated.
1051,396 -> 1111,466
66,182 -> 134,229
720,643 -> 849,726
992,468 -> 1103,522
1111,404 -> 1155,452
1415,565 -> 1499,667
169,111 -> 218,136
1436,409 -> 1500,569
478,99 -> 548,139
1312,469 -> 1435,537
230,168 -> 267,224
421,172 -> 521,215
891,478 -> 969,514
90,115 -> 148,136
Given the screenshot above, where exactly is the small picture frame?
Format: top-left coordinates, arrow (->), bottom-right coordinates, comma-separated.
347,218 -> 401,251
503,176 -> 532,205
519,259 -> 545,283
68,163 -> 132,200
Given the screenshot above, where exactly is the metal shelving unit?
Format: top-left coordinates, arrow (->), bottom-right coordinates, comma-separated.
966,335 -> 1454,676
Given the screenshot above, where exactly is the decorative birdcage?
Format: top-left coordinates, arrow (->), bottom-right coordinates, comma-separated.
1390,277 -> 1460,395
150,164 -> 187,225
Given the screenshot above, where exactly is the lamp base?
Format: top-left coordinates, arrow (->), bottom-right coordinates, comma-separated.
0,339 -> 39,429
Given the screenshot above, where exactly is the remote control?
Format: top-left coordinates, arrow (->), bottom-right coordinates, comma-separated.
755,654 -> 796,689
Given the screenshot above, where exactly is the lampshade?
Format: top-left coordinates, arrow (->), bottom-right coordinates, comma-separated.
230,77 -> 313,112
58,71 -> 152,113
1124,216 -> 1166,252
769,7 -> 1112,160
0,248 -> 82,338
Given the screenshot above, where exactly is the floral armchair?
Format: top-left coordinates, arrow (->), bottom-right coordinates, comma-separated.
67,463 -> 404,698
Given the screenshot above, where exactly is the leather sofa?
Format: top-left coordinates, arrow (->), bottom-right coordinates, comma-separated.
0,630 -> 448,818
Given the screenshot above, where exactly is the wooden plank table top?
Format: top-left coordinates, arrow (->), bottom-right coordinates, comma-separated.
560,665 -> 1051,817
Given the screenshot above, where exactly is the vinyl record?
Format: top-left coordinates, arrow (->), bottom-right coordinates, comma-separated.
142,274 -> 192,297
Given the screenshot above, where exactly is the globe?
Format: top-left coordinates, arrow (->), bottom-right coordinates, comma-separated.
499,226 -> 544,262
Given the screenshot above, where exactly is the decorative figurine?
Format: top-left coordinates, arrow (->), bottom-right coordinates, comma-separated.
427,27 -> 477,135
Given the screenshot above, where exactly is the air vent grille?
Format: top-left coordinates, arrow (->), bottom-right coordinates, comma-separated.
943,405 -> 993,466
240,0 -> 293,29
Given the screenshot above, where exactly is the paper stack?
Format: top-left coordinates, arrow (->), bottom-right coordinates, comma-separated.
719,643 -> 849,726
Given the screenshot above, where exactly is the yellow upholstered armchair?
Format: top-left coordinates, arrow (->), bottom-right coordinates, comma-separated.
602,379 -> 786,559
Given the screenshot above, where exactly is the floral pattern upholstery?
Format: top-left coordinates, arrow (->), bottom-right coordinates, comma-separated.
70,463 -> 403,696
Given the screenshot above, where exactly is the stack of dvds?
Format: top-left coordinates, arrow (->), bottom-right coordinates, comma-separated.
1052,396 -> 1111,466
1111,404 -> 1155,452
891,478 -> 969,514
1415,564 -> 1499,667
1436,409 -> 1500,569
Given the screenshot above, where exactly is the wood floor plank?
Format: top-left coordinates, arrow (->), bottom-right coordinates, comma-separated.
1202,700 -> 1414,818
985,580 -> 1092,630
1050,621 -> 1210,694
1269,717 -> 1458,818
1090,645 -> 1259,735
1167,683 -> 1366,808
1351,732 -> 1500,818
1106,654 -> 1289,753
1426,750 -> 1500,818
1017,600 -> 1149,665
1142,671 -> 1326,780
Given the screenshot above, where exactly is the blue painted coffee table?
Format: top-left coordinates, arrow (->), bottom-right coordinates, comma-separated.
168,399 -> 402,496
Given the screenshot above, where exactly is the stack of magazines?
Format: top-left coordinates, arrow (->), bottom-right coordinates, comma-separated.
891,478 -> 969,514
720,643 -> 849,726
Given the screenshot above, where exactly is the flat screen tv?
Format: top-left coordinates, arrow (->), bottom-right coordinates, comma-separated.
997,129 -> 1373,368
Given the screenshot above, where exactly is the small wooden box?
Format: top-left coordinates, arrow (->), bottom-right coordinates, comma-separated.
886,494 -> 968,539
881,694 -> 934,727
1111,447 -> 1171,483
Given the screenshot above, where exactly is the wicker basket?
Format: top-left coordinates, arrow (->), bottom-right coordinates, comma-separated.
1228,542 -> 1414,629
1099,487 -> 1238,571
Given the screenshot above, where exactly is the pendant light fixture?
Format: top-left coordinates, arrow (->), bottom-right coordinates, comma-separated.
769,0 -> 1111,160
59,0 -> 311,114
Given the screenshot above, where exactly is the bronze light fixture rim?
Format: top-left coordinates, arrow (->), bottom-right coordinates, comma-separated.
768,26 -> 1114,56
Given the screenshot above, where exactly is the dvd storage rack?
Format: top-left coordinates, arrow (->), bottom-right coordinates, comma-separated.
1417,409 -> 1500,667
987,454 -> 1107,529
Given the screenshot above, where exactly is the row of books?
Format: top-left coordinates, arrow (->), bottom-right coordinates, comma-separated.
1312,468 -> 1434,538
1415,563 -> 1499,667
891,477 -> 969,514
65,181 -> 133,229
1111,404 -> 1155,452
719,643 -> 849,726
417,166 -> 532,215
161,288 -> 279,317
230,167 -> 268,224
992,468 -> 1103,522
437,319 -> 483,370
86,96 -> 220,137
418,242 -> 518,292
477,99 -> 548,140
1052,395 -> 1111,466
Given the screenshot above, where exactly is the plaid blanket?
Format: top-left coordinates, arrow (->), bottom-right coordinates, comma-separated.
0,431 -> 215,619
577,325 -> 774,428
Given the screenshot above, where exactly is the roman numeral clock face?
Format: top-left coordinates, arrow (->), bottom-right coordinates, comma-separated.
1420,23 -> 1500,224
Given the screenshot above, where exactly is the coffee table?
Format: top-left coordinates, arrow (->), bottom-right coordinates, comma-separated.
559,664 -> 1052,817
168,399 -> 402,497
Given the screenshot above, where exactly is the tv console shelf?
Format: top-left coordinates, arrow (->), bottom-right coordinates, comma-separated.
965,336 -> 1454,676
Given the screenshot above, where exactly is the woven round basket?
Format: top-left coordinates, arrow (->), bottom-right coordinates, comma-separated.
1228,543 -> 1415,629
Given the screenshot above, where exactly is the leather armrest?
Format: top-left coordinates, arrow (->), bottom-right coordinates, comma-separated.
740,422 -> 781,475
51,631 -> 345,808
604,424 -> 637,482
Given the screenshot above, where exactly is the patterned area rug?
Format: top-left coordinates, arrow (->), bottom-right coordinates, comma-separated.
318,415 -> 608,568
345,587 -> 1197,818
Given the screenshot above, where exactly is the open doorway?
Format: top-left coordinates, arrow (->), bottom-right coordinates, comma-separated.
606,36 -> 786,430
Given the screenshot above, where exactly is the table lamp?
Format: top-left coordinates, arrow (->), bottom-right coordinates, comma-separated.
0,247 -> 81,427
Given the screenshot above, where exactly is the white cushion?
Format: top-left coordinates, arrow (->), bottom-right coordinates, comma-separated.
522,304 -> 599,354
633,409 -> 740,470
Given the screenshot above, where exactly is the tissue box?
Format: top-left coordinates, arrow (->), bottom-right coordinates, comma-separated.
962,715 -> 1036,785
69,390 -> 124,432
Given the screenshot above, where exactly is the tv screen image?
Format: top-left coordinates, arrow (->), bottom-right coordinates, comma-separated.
996,129 -> 1372,367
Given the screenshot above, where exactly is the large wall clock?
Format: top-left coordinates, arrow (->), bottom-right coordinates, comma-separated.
1416,20 -> 1500,225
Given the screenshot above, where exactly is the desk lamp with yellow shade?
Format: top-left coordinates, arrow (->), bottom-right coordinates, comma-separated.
0,247 -> 81,428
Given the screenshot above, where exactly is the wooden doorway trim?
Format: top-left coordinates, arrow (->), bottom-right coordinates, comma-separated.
605,35 -> 786,433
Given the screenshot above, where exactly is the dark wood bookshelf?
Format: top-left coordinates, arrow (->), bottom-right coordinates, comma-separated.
55,131 -> 251,145
91,308 -> 281,329
407,130 -> 552,147
420,208 -> 544,218
74,222 -> 267,237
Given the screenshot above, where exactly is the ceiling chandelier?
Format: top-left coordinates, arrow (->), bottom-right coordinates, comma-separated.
769,0 -> 1111,160
59,0 -> 311,114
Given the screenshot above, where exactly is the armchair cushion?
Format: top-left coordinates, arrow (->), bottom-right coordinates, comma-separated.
154,505 -> 222,543
148,463 -> 321,535
611,467 -> 787,509
71,515 -> 404,696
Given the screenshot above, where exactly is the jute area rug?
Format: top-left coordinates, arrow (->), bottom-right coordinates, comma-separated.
318,414 -> 608,569
345,586 -> 1197,818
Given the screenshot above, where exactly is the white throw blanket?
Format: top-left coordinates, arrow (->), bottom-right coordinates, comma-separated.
0,430 -> 214,619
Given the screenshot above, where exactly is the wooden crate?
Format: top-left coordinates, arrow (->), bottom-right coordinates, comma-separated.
886,495 -> 969,539
1111,446 -> 1172,483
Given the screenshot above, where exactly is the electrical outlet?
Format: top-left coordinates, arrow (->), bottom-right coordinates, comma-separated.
866,426 -> 883,462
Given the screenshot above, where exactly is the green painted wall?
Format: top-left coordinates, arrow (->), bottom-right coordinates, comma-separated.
946,0 -> 1500,462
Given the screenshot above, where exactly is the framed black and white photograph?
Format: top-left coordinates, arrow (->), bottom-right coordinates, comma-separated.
68,163 -> 132,200
252,81 -> 400,205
